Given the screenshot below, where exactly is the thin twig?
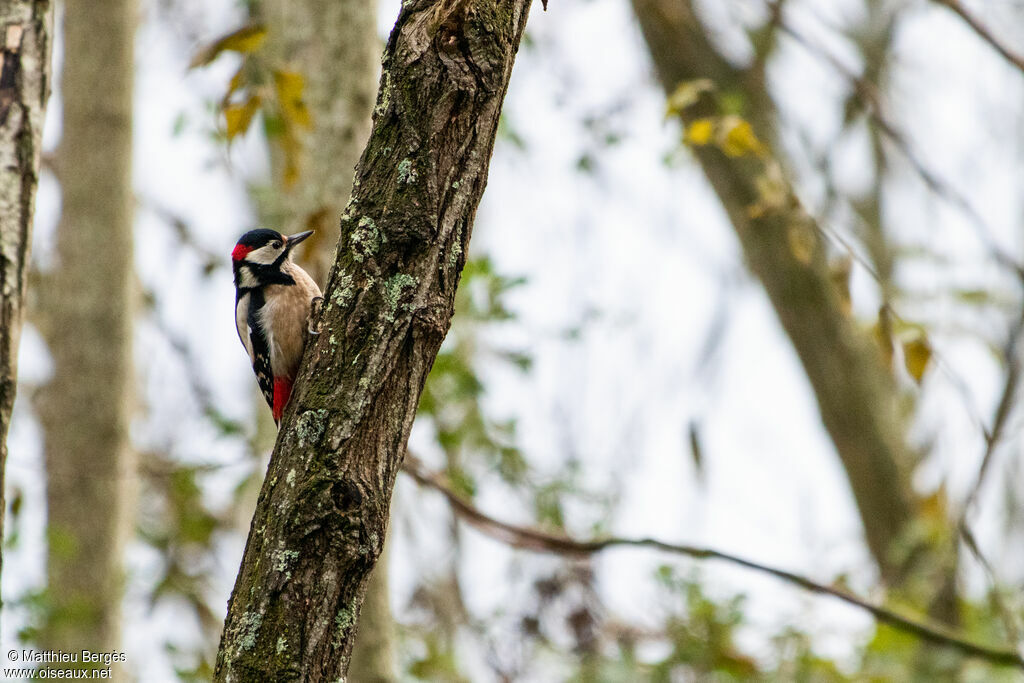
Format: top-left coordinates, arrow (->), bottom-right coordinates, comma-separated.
932,0 -> 1024,77
954,307 -> 1024,646
402,455 -> 1024,669
963,307 -> 1024,514
778,17 -> 1024,281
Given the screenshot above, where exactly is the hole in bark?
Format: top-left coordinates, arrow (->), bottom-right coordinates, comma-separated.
331,479 -> 363,511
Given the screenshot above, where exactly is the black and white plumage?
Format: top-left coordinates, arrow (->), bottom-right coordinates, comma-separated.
231,228 -> 322,424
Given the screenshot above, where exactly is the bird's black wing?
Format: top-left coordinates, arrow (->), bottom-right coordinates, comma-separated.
247,289 -> 275,412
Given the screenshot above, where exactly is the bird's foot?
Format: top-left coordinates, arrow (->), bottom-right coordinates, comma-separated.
308,296 -> 325,335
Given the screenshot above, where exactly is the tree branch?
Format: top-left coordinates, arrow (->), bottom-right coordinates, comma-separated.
932,0 -> 1024,77
402,455 -> 1024,670
214,2 -> 534,680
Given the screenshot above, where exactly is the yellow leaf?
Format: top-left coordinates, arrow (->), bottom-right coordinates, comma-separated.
224,95 -> 261,140
902,335 -> 932,384
280,131 -> 302,187
684,118 -> 714,146
226,66 -> 246,101
274,70 -> 311,129
786,222 -> 815,266
665,79 -> 714,117
920,483 -> 948,521
829,256 -> 852,317
719,116 -> 765,158
747,162 -> 789,218
190,24 -> 268,68
873,307 -> 894,368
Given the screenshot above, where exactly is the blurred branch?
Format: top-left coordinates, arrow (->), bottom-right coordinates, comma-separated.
139,196 -> 223,276
955,307 -> 1024,646
776,14 -> 1024,279
402,455 -> 1024,670
962,307 -> 1024,514
932,0 -> 1024,76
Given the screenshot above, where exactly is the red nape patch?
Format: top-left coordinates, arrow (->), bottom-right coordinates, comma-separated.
272,377 -> 293,423
232,243 -> 254,261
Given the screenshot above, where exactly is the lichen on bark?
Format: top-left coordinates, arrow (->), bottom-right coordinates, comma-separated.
214,2 -> 534,680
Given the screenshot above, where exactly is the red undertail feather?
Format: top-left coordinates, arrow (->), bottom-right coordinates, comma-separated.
273,377 -> 293,423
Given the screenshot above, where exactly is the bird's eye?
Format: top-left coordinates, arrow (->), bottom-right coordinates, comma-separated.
272,240 -> 283,249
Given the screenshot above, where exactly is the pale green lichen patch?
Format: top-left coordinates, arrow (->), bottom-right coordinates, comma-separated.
276,636 -> 288,655
272,548 -> 299,574
333,607 -> 356,648
296,409 -> 328,447
286,468 -> 296,486
448,240 -> 462,269
237,611 -> 264,651
330,272 -> 356,308
397,158 -> 417,184
350,217 -> 380,262
383,273 -> 417,320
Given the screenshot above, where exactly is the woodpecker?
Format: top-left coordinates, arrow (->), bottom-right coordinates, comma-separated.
232,228 -> 322,424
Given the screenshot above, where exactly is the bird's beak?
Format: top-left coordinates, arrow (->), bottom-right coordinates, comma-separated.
285,230 -> 314,251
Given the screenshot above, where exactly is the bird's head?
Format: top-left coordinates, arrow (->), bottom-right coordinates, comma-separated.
231,229 -> 313,289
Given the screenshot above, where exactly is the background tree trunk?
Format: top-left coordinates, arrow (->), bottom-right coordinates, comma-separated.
214,2 -> 533,680
33,0 -> 135,656
0,0 -> 53,622
630,0 -> 958,616
259,0 -> 397,678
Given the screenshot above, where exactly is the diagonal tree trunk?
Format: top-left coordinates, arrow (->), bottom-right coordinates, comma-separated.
214,2 -> 533,680
34,0 -> 135,656
259,0 -> 397,678
630,0 -> 958,609
0,0 -> 53,624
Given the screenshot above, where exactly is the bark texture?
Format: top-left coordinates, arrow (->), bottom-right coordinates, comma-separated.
214,2 -> 533,680
0,0 -> 52,615
34,0 -> 135,653
260,0 -> 397,678
630,0 -> 953,591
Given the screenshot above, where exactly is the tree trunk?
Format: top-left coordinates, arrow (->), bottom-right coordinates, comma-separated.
214,2 -> 533,680
34,0 -> 134,656
630,0 -> 957,596
0,0 -> 53,623
260,0 -> 397,678
261,0 -> 380,287
347,543 -> 397,683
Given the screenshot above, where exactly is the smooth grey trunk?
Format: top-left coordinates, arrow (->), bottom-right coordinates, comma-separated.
214,2 -> 533,680
0,0 -> 53,625
261,0 -> 379,287
33,0 -> 135,656
630,0 -> 958,611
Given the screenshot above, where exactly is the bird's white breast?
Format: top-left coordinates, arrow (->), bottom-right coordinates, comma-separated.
257,262 -> 322,380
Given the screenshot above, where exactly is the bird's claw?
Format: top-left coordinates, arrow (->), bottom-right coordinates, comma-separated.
308,296 -> 324,335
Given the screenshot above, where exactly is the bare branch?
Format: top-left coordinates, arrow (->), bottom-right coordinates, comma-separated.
963,308 -> 1024,515
402,455 -> 1024,670
777,17 -> 1024,280
932,0 -> 1024,77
